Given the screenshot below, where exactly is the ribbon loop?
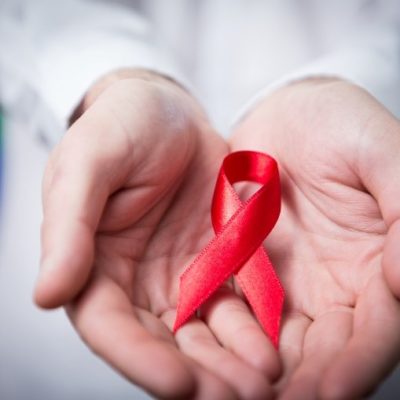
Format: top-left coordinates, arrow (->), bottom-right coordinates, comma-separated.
174,151 -> 284,347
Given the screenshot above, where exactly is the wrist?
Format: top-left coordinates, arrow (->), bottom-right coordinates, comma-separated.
230,77 -> 355,149
69,68 -> 207,127
237,77 -> 354,127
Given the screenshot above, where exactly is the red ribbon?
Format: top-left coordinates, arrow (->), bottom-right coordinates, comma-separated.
173,151 -> 284,347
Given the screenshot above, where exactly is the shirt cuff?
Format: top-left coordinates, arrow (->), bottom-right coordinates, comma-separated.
234,42 -> 400,129
37,38 -> 185,131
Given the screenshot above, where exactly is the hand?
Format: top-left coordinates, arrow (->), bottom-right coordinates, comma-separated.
230,79 -> 400,399
34,70 -> 280,400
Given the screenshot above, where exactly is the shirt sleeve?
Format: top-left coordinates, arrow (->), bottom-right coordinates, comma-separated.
0,0 -> 184,144
236,0 -> 400,124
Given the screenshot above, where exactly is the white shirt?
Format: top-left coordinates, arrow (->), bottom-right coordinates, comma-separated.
0,1 -> 400,399
1,0 -> 400,139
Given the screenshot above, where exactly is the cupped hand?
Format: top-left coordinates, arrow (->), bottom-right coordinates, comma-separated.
34,71 -> 280,400
230,79 -> 400,400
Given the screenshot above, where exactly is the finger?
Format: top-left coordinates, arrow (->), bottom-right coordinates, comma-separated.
280,309 -> 352,400
320,273 -> 400,400
68,275 -> 197,400
35,105 -> 133,308
383,219 -> 400,298
163,310 -> 274,400
189,361 -> 238,400
355,111 -> 400,296
201,286 -> 282,381
139,309 -> 239,400
275,311 -> 312,391
358,107 -> 400,227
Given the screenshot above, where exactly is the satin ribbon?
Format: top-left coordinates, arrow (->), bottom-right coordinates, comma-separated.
173,151 -> 284,347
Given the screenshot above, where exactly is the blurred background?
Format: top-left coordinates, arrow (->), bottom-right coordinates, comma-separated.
1,0 -> 400,399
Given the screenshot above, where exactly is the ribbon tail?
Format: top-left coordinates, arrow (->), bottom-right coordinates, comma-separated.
174,151 -> 284,342
173,256 -> 234,332
235,248 -> 284,348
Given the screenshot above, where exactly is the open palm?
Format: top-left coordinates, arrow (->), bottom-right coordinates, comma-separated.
35,77 -> 278,400
230,79 -> 400,399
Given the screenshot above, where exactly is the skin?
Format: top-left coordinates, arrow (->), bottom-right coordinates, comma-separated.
34,71 -> 400,399
34,71 -> 279,400
230,78 -> 400,399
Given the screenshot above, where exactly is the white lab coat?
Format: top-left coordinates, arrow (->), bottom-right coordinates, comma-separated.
1,0 -> 400,138
0,1 -> 399,399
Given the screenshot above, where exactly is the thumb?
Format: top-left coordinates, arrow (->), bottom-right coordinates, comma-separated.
34,100 -> 133,309
358,106 -> 400,298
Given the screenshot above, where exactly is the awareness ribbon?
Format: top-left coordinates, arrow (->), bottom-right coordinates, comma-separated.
173,151 -> 284,347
